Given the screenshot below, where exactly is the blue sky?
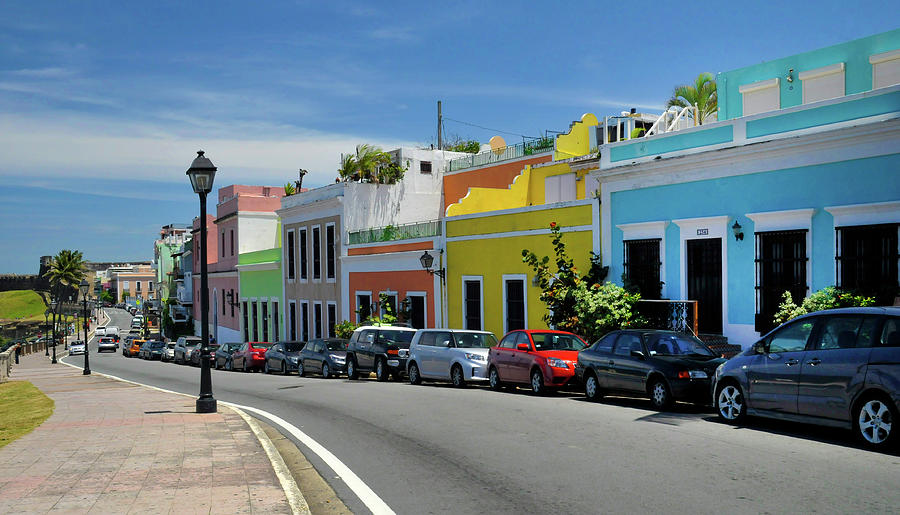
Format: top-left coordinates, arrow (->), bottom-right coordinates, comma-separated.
0,1 -> 898,273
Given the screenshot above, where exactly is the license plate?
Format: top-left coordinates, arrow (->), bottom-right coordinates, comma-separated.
387,359 -> 399,367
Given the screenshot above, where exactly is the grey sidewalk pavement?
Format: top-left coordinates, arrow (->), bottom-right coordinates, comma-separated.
0,352 -> 295,514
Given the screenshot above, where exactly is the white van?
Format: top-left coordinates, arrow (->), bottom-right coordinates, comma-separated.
105,326 -> 120,339
95,326 -> 107,336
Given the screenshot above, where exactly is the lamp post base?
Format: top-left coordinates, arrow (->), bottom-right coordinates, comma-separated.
83,368 -> 91,375
196,397 -> 217,414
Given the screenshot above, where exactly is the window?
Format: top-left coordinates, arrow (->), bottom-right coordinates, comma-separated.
301,301 -> 310,341
800,63 -> 845,104
767,319 -> 815,353
499,332 -> 518,349
419,331 -> 435,346
624,239 -> 662,300
326,223 -> 336,280
613,333 -> 642,356
836,223 -> 899,305
754,230 -> 808,334
288,300 -> 297,341
880,318 -> 900,347
286,230 -> 296,281
222,290 -> 226,316
123,280 -> 129,290
327,303 -> 337,338
432,331 -> 452,348
230,229 -> 234,256
871,49 -> 900,89
299,228 -> 308,281
591,332 -> 618,352
420,161 -> 432,173
242,302 -> 250,342
312,226 -> 321,280
273,301 -> 280,340
407,294 -> 426,329
544,173 -> 576,204
313,302 -> 322,339
148,281 -> 153,292
222,231 -> 226,257
251,302 -> 259,341
813,316 -> 877,350
504,277 -> 526,333
463,277 -> 482,330
739,78 -> 780,116
262,301 -> 269,342
356,293 -> 372,322
136,281 -> 141,293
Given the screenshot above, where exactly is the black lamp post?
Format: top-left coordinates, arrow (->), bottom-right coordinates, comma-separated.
187,150 -> 217,414
80,279 -> 91,375
50,300 -> 58,364
44,309 -> 50,356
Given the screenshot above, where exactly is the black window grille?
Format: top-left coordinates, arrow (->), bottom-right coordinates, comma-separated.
299,229 -> 307,280
326,225 -> 336,279
505,279 -> 526,331
313,227 -> 321,280
837,223 -> 899,305
755,230 -> 808,334
464,280 -> 482,330
624,239 -> 662,300
286,231 -> 295,280
242,302 -> 250,342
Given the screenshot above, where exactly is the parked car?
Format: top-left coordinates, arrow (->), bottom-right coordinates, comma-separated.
174,336 -> 202,364
231,342 -> 273,372
69,340 -> 86,356
127,339 -> 145,357
121,335 -> 136,354
161,341 -> 176,362
407,329 -> 498,387
488,330 -> 586,395
140,340 -> 165,360
576,330 -> 725,409
215,343 -> 242,370
714,307 -> 900,450
264,341 -> 306,374
346,326 -> 417,381
189,343 -> 219,367
297,339 -> 348,378
97,336 -> 118,353
95,326 -> 107,337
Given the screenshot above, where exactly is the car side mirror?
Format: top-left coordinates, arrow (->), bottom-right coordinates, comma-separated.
516,343 -> 530,351
630,350 -> 645,359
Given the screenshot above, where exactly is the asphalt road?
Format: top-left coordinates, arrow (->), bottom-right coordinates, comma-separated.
65,308 -> 900,514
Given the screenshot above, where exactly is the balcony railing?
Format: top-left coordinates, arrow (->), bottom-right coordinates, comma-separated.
448,138 -> 554,172
348,220 -> 440,245
634,300 -> 698,335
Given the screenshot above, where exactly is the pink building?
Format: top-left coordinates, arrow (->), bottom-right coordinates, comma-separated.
193,185 -> 283,342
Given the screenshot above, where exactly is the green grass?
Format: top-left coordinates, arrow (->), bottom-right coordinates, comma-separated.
0,290 -> 46,320
0,381 -> 54,448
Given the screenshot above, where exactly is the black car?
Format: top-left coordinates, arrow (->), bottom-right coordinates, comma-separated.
215,343 -> 242,370
576,330 -> 725,409
298,339 -> 349,378
714,307 -> 900,450
174,336 -> 202,364
140,340 -> 165,360
263,341 -> 306,374
346,326 -> 417,381
189,343 -> 219,367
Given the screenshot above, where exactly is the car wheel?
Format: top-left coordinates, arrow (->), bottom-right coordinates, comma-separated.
347,357 -> 359,380
281,361 -> 287,375
408,362 -> 422,385
322,363 -> 330,379
264,361 -> 270,374
854,395 -> 897,450
489,366 -> 503,391
584,373 -> 603,401
225,358 -> 233,371
375,358 -> 389,382
451,365 -> 466,388
716,382 -> 747,424
298,361 -> 305,377
649,378 -> 673,410
530,369 -> 545,395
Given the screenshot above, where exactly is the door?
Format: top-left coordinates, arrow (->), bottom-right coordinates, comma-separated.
586,332 -> 618,389
798,316 -> 876,421
687,238 -> 722,334
429,331 -> 453,379
508,332 -> 533,383
492,332 -> 518,381
415,332 -> 437,377
268,344 -> 282,369
747,318 -> 816,414
356,330 -> 376,369
608,332 -> 647,392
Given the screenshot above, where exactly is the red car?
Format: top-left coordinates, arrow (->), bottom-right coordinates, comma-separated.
487,329 -> 586,394
231,342 -> 273,372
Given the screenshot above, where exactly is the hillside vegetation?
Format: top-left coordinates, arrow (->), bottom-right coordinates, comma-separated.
0,290 -> 46,320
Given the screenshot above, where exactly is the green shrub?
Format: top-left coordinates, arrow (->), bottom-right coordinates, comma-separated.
773,286 -> 876,326
573,282 -> 643,342
334,320 -> 359,339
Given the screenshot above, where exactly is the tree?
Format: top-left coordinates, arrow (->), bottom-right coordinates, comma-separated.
774,287 -> 875,326
43,249 -> 86,347
337,144 -> 407,184
666,72 -> 718,125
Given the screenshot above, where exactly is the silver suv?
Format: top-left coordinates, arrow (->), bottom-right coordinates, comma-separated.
407,329 -> 498,388
713,307 -> 900,450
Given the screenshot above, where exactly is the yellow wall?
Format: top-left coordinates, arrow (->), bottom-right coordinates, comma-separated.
554,113 -> 599,160
447,203 -> 590,237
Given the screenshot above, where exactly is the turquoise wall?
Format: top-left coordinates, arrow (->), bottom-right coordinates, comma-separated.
718,29 -> 900,120
610,125 -> 733,162
609,153 -> 900,326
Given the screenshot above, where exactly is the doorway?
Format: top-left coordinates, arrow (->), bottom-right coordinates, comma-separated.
687,238 -> 722,334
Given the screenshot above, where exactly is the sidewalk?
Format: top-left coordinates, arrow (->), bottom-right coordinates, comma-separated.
0,352 -> 297,514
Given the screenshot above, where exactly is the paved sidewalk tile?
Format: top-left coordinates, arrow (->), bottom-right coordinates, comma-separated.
1,352 -> 293,514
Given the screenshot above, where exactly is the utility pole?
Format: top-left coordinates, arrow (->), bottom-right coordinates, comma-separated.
437,100 -> 442,150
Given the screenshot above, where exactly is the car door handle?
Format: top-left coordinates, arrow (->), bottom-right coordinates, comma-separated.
785,359 -> 799,366
806,358 -> 821,366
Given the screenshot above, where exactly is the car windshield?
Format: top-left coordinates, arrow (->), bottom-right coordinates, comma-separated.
326,340 -> 349,351
645,334 -> 714,356
150,342 -> 165,349
379,330 -> 414,345
167,343 -> 176,348
531,333 -> 586,351
185,341 -> 201,348
250,343 -> 273,349
454,333 -> 498,348
224,343 -> 241,351
283,342 -> 304,352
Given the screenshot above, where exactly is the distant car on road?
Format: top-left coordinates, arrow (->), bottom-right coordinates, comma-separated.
231,342 -> 273,372
215,343 -> 242,370
174,336 -> 202,364
264,341 -> 306,374
488,330 -> 586,395
97,337 -> 118,353
95,326 -> 107,337
105,326 -> 120,341
161,342 -> 176,362
189,343 -> 219,367
407,329 -> 497,388
140,340 -> 165,360
297,339 -> 348,378
69,340 -> 86,356
346,326 -> 417,381
127,339 -> 145,357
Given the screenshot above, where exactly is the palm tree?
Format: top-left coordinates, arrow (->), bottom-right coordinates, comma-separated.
666,72 -> 718,125
43,249 -> 87,347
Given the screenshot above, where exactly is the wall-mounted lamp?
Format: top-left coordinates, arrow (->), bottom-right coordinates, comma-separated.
786,68 -> 794,83
224,290 -> 241,309
419,251 -> 445,279
732,220 -> 744,241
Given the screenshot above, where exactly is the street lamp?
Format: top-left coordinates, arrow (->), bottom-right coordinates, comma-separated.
419,250 -> 445,279
186,150 -> 217,414
44,309 -> 50,356
79,279 -> 91,375
50,299 -> 58,364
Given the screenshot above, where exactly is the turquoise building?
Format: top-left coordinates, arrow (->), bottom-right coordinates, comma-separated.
592,30 -> 900,348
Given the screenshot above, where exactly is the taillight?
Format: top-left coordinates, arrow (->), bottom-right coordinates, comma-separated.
677,371 -> 690,379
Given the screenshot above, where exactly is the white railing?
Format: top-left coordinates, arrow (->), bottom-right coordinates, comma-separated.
646,105 -> 699,136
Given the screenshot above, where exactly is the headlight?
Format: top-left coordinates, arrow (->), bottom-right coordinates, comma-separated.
329,354 -> 346,362
288,356 -> 298,362
464,353 -> 486,362
547,357 -> 569,369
